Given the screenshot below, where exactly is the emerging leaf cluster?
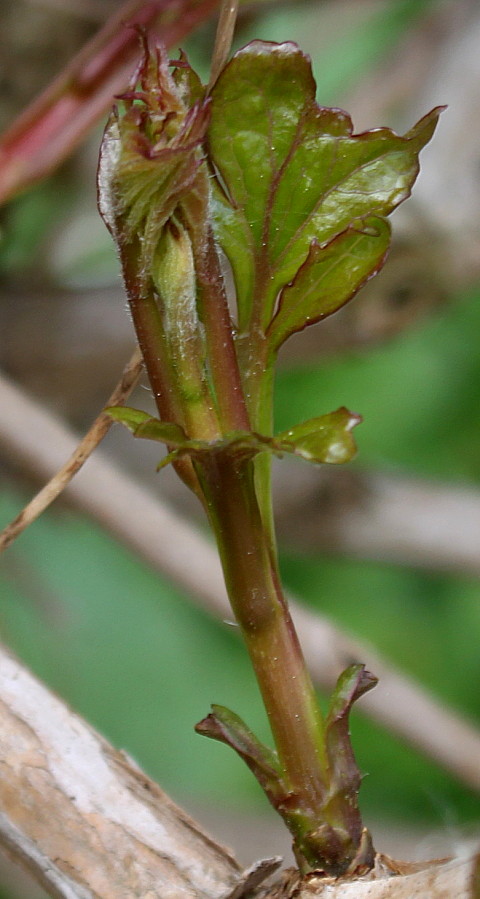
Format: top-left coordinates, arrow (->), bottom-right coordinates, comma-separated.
100,38 -> 441,466
98,34 -> 441,876
209,42 -> 440,351
98,37 -> 209,293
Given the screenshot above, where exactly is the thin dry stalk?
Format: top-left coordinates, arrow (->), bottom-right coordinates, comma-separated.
0,644 -> 241,899
0,347 -> 142,552
208,0 -> 240,90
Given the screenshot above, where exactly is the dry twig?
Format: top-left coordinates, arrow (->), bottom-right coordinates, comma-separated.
274,853 -> 479,898
0,347 -> 143,551
208,0 -> 239,91
0,645 -> 241,899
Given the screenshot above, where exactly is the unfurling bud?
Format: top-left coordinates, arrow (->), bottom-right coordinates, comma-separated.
98,34 -> 210,297
153,219 -> 195,318
153,217 -> 203,380
98,36 -> 221,441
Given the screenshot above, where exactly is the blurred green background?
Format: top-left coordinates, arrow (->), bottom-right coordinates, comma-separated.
0,0 -> 479,894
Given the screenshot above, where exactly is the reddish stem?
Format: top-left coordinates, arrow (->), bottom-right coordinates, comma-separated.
0,0 -> 220,206
196,228 -> 251,433
198,455 -> 327,806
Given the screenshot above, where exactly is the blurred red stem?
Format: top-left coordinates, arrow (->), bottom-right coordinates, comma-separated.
0,0 -> 220,205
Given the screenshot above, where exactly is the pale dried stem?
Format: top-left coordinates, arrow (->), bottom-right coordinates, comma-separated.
272,853 -> 479,898
208,0 -> 239,91
0,644 -> 241,899
0,347 -> 142,552
1,373 -> 480,793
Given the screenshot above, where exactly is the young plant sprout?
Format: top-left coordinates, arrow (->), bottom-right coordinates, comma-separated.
98,6 -> 441,876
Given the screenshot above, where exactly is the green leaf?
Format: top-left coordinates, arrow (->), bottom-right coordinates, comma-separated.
275,408 -> 361,464
107,406 -> 188,446
172,49 -> 205,106
208,40 -> 442,333
108,407 -> 360,468
106,406 -> 151,429
267,217 -> 391,351
195,705 -> 287,804
324,665 -> 378,815
107,411 -> 273,468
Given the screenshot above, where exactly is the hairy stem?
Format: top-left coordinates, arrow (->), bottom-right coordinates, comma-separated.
198,454 -> 327,809
122,249 -> 206,491
196,229 -> 250,433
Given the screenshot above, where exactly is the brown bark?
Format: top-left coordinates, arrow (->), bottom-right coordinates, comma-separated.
0,645 -> 241,898
270,854 -> 480,898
